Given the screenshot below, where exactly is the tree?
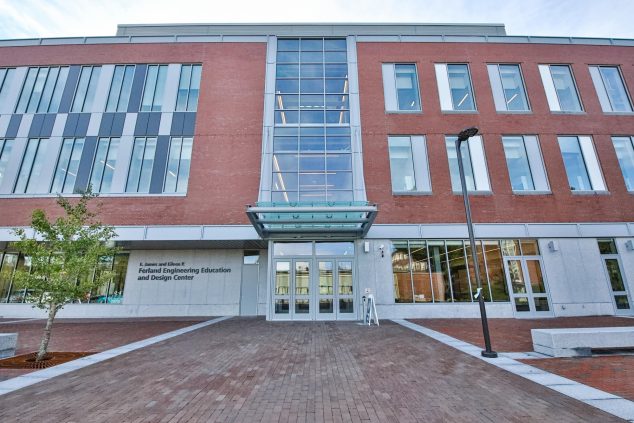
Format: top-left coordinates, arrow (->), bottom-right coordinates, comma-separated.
11,190 -> 118,362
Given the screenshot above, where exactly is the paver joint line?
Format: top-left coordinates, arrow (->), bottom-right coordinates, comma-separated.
393,319 -> 634,422
0,316 -> 231,397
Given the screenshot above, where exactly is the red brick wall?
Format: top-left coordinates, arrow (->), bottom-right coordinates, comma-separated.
0,42 -> 266,226
357,42 -> 634,224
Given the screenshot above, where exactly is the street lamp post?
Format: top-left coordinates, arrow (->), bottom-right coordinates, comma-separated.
456,127 -> 498,359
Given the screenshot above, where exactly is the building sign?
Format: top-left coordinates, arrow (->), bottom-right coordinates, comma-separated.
136,260 -> 232,281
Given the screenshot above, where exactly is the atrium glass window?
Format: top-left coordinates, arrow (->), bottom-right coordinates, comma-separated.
14,138 -> 48,193
126,137 -> 157,193
15,67 -> 69,113
0,68 -> 16,107
589,66 -> 633,113
501,136 -> 549,192
164,137 -> 193,193
140,65 -> 168,112
273,38 -> 352,202
488,64 -> 530,111
0,139 -> 14,188
436,64 -> 476,111
445,135 -> 490,192
176,64 -> 202,112
90,138 -> 119,193
558,136 -> 606,191
612,136 -> 634,191
71,66 -> 101,112
388,136 -> 431,193
51,138 -> 84,193
539,65 -> 582,112
106,65 -> 135,112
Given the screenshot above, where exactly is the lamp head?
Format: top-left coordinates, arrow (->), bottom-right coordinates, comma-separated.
457,127 -> 479,141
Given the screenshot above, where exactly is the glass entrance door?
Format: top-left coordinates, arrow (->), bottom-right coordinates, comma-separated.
271,242 -> 356,321
504,257 -> 552,317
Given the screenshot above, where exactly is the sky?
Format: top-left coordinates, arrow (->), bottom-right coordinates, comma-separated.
1,0 -> 634,40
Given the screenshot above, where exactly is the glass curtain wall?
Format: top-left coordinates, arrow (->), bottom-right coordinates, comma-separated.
392,239 -> 515,303
273,38 -> 352,203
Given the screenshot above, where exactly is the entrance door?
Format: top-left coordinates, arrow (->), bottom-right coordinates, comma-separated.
601,256 -> 633,315
272,253 -> 356,321
272,259 -> 313,320
504,257 -> 552,317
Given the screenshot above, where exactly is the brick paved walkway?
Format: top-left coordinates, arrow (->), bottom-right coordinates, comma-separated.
0,318 -> 623,422
0,317 -> 207,381
409,317 -> 634,352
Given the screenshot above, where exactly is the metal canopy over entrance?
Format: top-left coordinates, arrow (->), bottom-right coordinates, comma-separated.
246,202 -> 378,239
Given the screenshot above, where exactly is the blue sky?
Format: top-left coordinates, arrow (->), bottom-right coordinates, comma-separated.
1,0 -> 633,39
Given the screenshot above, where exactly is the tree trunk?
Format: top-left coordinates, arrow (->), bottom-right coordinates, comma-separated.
36,304 -> 58,362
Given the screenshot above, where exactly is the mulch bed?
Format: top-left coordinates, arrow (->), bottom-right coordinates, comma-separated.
0,352 -> 95,369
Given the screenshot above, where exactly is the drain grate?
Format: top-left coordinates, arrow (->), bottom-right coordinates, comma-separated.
0,352 -> 96,369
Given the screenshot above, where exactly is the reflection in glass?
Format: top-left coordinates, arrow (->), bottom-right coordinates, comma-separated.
14,138 -> 47,194
499,64 -> 529,111
295,261 -> 310,295
534,298 -> 550,312
0,139 -> 14,188
164,137 -> 193,193
465,241 -> 490,301
550,65 -> 582,112
558,136 -> 591,191
502,137 -> 535,191
315,243 -> 354,256
514,297 -> 530,312
410,241 -> 432,302
51,138 -> 84,194
501,240 -> 521,256
526,260 -> 546,293
394,64 -> 421,110
598,239 -> 618,255
447,241 -> 471,302
274,243 -> 312,256
90,138 -> 119,193
319,299 -> 333,313
605,259 -> 626,291
428,241 -> 450,302
599,67 -> 632,112
275,262 -> 290,295
339,298 -> 353,313
447,64 -> 475,110
615,295 -> 630,310
0,253 -> 17,303
388,137 -> 416,192
520,240 -> 540,256
126,137 -> 157,193
295,299 -> 310,314
508,260 -> 526,294
338,261 -> 353,295
612,137 -> 634,191
483,240 -> 508,301
319,261 -> 333,295
106,65 -> 135,112
446,137 -> 475,191
275,299 -> 290,314
392,241 -> 412,303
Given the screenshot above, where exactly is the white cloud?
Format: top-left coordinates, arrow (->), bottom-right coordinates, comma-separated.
1,0 -> 633,39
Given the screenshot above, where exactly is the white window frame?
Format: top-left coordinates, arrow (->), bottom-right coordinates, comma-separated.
487,64 -> 531,112
501,135 -> 550,193
435,63 -> 477,112
538,64 -> 583,112
445,135 -> 490,193
589,65 -> 633,113
381,63 -> 422,113
558,135 -> 607,192
387,135 -> 431,194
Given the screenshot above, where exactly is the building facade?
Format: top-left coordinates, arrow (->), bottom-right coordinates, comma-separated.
0,23 -> 633,320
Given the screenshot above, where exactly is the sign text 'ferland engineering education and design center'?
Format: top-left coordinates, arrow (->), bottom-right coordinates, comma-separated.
136,261 -> 232,281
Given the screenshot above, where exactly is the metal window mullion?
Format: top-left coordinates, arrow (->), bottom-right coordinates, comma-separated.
462,240 -> 474,302
99,139 -> 111,192
25,139 -> 42,192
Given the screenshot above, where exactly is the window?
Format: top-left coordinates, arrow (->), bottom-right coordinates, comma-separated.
501,136 -> 549,192
0,68 -> 16,107
589,66 -> 633,113
435,64 -> 476,111
15,67 -> 69,113
445,135 -> 490,192
14,138 -> 48,193
164,137 -> 193,193
176,65 -> 202,111
387,136 -> 431,193
90,137 -> 119,193
51,138 -> 84,193
612,136 -> 634,191
106,65 -> 135,112
558,136 -> 606,191
539,65 -> 582,112
273,38 -> 352,202
126,137 -> 157,193
0,139 -> 14,188
391,239 -> 511,303
381,64 -> 421,112
71,66 -> 101,112
598,239 -> 631,311
488,64 -> 530,111
140,65 -> 168,112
